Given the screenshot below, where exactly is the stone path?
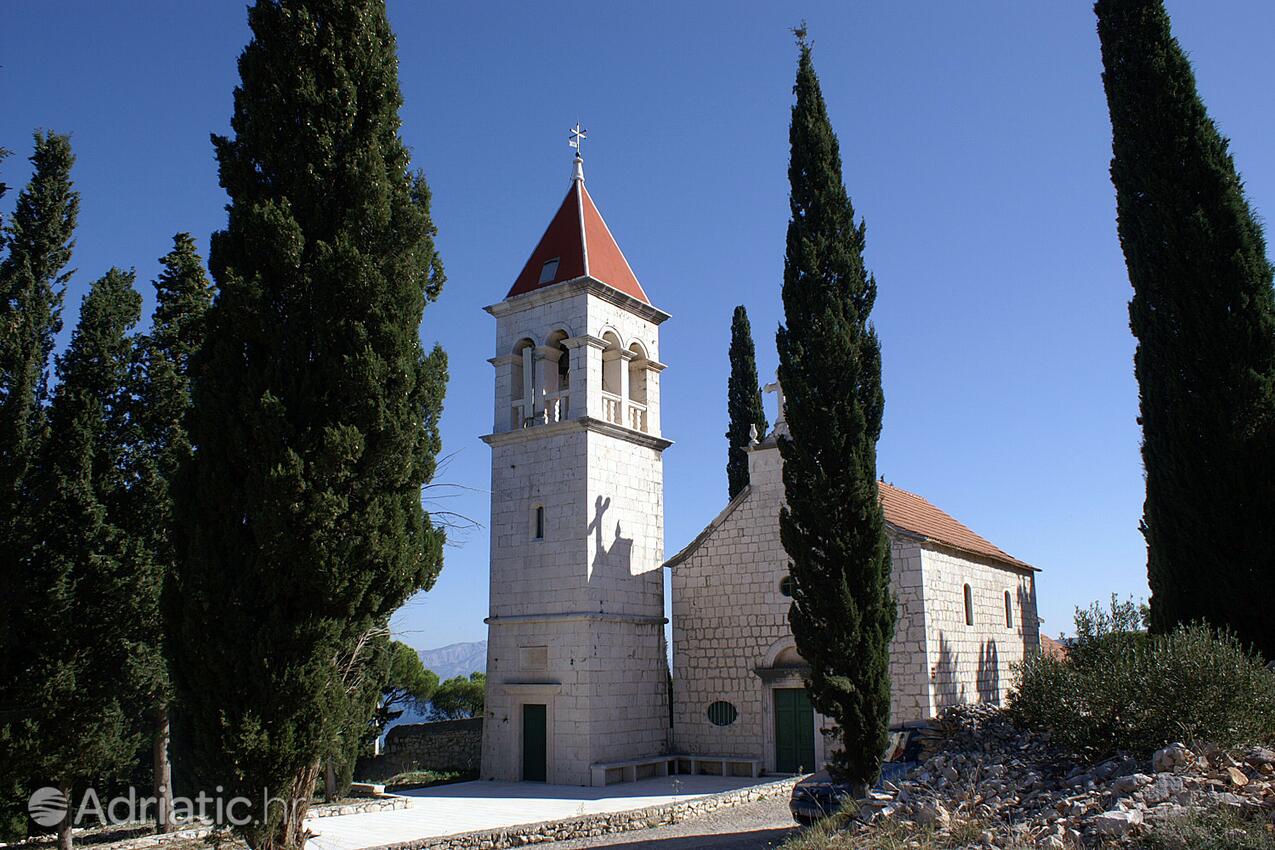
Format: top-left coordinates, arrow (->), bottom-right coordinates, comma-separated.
305,776 -> 778,850
527,796 -> 797,850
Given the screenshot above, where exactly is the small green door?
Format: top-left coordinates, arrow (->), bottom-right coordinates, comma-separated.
522,703 -> 547,782
774,688 -> 815,774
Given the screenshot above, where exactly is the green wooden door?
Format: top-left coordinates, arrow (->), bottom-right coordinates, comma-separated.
774,688 -> 815,774
522,704 -> 547,782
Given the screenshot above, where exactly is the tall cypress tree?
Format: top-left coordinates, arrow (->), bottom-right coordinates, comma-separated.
1096,0 -> 1275,658
0,135 -> 79,831
18,269 -> 150,850
170,2 -> 447,846
775,29 -> 894,787
0,133 -> 79,556
725,305 -> 768,499
0,133 -> 78,474
123,234 -> 213,831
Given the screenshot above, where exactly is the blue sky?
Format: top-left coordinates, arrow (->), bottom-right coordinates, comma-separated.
4,2 -> 1273,651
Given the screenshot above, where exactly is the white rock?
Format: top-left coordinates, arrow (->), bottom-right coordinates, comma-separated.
913,799 -> 951,829
1091,808 -> 1144,836
1152,742 -> 1192,773
1110,773 -> 1152,794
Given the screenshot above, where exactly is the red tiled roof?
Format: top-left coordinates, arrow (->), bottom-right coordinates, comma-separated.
507,167 -> 649,304
879,481 -> 1033,570
1040,634 -> 1068,660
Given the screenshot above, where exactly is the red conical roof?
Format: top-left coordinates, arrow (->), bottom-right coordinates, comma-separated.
507,160 -> 649,304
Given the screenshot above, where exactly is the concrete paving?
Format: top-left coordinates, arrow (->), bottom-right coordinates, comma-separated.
305,776 -> 774,850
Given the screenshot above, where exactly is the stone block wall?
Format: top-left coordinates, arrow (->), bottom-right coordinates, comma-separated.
920,547 -> 1039,712
379,718 -> 483,775
482,283 -> 672,785
670,439 -> 1039,773
670,442 -> 933,774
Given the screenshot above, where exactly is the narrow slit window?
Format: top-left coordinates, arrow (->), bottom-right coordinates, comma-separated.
534,505 -> 545,540
538,258 -> 560,284
1004,591 -> 1014,629
963,584 -> 974,626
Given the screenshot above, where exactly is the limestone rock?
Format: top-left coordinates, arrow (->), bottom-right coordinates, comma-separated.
1091,808 -> 1144,836
1227,766 -> 1250,787
1152,742 -> 1193,773
912,798 -> 951,829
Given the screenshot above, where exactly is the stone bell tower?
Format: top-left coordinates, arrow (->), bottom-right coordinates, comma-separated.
480,150 -> 671,786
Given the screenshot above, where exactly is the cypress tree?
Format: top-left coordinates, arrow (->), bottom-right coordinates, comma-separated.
0,133 -> 79,569
0,135 -> 79,833
170,2 -> 448,846
725,305 -> 768,499
0,133 -> 78,478
1096,0 -> 1275,658
123,234 -> 213,831
775,29 -> 895,787
18,269 -> 150,850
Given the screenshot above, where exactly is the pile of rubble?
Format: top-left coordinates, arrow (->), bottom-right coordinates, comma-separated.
859,704 -> 1274,847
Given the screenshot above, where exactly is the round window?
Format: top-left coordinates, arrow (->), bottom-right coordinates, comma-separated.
779,575 -> 794,597
707,701 -> 738,727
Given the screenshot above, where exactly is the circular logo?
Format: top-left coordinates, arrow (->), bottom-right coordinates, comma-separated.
28,786 -> 68,828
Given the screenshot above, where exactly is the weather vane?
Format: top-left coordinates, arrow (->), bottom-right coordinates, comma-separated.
568,122 -> 587,158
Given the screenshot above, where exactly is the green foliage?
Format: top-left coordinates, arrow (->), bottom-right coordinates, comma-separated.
1096,0 -> 1275,660
725,305 -> 767,499
774,30 -> 894,786
372,641 -> 438,736
1132,806 -> 1275,850
0,134 -> 80,842
1010,622 -> 1275,757
430,673 -> 485,720
12,270 -> 151,818
1067,594 -> 1150,667
0,132 -> 79,698
379,769 -> 464,790
169,2 -> 447,845
123,233 -> 214,767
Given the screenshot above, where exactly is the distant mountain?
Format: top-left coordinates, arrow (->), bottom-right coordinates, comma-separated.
418,640 -> 487,681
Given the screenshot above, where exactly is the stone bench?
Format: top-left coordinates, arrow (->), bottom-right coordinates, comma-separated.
590,754 -> 675,786
590,753 -> 763,786
671,754 -> 762,780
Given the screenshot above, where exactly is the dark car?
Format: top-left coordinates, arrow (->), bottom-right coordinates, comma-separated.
789,728 -> 922,825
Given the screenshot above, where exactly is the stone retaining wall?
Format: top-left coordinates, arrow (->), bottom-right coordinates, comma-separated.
86,798 -> 407,850
362,776 -> 800,850
361,718 -> 483,779
310,797 -> 410,819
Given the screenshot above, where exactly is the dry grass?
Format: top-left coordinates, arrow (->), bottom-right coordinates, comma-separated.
783,804 -> 1275,850
1132,808 -> 1275,850
779,809 -> 1037,850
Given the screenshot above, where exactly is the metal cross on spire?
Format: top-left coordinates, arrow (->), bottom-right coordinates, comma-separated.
568,122 -> 587,158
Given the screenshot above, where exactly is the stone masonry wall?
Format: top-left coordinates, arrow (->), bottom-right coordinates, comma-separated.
483,283 -> 671,785
379,718 -> 483,775
670,442 -> 932,774
920,546 -> 1039,712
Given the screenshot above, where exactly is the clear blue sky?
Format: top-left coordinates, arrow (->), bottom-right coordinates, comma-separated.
4,2 -> 1274,651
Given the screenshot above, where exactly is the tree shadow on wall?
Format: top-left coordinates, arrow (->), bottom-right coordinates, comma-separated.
1018,583 -> 1039,656
931,632 -> 963,711
976,639 -> 1000,705
587,495 -> 633,589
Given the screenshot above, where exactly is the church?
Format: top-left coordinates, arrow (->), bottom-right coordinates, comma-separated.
479,150 -> 1041,786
